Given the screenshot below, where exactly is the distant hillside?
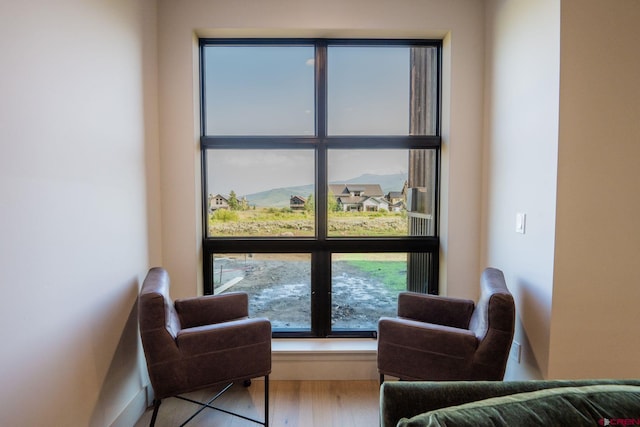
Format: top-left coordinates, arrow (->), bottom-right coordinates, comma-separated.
245,173 -> 407,207
246,185 -> 314,208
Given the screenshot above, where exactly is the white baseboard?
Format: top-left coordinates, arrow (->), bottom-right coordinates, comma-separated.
110,385 -> 150,427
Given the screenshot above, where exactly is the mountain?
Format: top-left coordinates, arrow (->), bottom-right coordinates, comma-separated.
245,185 -> 314,208
244,173 -> 407,207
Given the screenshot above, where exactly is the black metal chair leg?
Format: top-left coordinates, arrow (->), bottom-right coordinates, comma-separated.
149,399 -> 161,427
151,379 -> 268,426
264,375 -> 269,427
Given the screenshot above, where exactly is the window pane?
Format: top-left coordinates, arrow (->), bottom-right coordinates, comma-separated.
327,46 -> 437,136
206,149 -> 315,237
200,40 -> 441,336
331,253 -> 407,331
213,253 -> 311,330
327,149 -> 436,237
203,45 -> 315,135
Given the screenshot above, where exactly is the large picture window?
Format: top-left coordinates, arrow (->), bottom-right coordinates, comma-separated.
200,39 -> 441,338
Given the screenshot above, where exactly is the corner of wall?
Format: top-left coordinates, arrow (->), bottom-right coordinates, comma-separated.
110,386 -> 151,427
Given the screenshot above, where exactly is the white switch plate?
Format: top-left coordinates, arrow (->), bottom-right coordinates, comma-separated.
515,212 -> 526,234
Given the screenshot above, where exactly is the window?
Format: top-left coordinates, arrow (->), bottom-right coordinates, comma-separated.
200,39 -> 441,338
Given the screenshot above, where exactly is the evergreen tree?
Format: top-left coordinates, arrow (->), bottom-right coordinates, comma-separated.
305,193 -> 314,212
328,190 -> 339,212
228,190 -> 239,210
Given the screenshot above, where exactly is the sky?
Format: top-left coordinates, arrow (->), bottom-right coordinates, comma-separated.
203,44 -> 415,196
207,149 -> 408,196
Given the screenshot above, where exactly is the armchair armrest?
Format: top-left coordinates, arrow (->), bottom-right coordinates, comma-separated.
175,292 -> 249,329
378,317 -> 478,359
177,317 -> 272,356
397,292 -> 475,329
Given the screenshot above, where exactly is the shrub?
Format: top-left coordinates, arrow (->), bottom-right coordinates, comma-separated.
212,209 -> 238,222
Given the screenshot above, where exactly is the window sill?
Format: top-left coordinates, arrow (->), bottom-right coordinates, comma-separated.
273,338 -> 377,356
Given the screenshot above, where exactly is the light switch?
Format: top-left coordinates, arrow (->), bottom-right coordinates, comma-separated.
515,212 -> 526,234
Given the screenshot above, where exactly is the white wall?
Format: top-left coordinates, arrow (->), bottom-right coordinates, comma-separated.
3,3 -> 635,422
157,0 -> 486,300
549,0 -> 640,378
483,0 -> 560,379
484,0 -> 640,380
0,0 -> 159,425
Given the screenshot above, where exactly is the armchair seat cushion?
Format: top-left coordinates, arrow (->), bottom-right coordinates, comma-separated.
379,319 -> 481,381
378,318 -> 479,380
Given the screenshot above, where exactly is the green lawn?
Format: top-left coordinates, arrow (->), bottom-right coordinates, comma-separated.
335,253 -> 407,291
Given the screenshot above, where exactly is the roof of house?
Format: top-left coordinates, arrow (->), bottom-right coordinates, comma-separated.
337,196 -> 389,206
328,184 -> 384,197
363,197 -> 389,206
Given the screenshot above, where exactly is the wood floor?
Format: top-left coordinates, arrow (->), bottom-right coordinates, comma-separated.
134,380 -> 381,427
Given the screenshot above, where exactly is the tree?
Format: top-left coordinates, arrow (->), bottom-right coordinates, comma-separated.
228,190 -> 239,210
240,196 -> 249,211
305,193 -> 314,212
327,190 -> 339,212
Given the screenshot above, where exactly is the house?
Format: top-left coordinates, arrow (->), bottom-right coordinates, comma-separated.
208,193 -> 229,211
387,181 -> 408,211
336,195 -> 390,212
208,193 -> 249,211
293,182 -> 402,212
289,195 -> 307,210
2,1 -> 639,426
329,183 -> 388,211
386,191 -> 404,206
329,183 -> 384,199
362,197 -> 390,212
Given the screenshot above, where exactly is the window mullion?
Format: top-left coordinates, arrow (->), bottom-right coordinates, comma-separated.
314,41 -> 330,337
311,250 -> 331,337
316,41 -> 328,139
316,41 -> 328,242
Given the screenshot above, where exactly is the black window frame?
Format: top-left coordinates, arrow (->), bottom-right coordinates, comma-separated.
200,38 -> 441,338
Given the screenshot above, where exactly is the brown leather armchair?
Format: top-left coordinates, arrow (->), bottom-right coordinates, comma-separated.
139,267 -> 272,426
377,268 -> 515,383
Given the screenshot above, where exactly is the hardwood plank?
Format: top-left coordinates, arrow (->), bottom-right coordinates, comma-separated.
134,380 -> 380,427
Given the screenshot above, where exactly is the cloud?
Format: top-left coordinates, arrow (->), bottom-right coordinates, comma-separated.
305,58 -> 315,67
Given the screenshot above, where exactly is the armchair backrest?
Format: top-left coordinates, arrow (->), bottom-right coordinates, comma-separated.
139,267 -> 182,366
468,267 -> 515,379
